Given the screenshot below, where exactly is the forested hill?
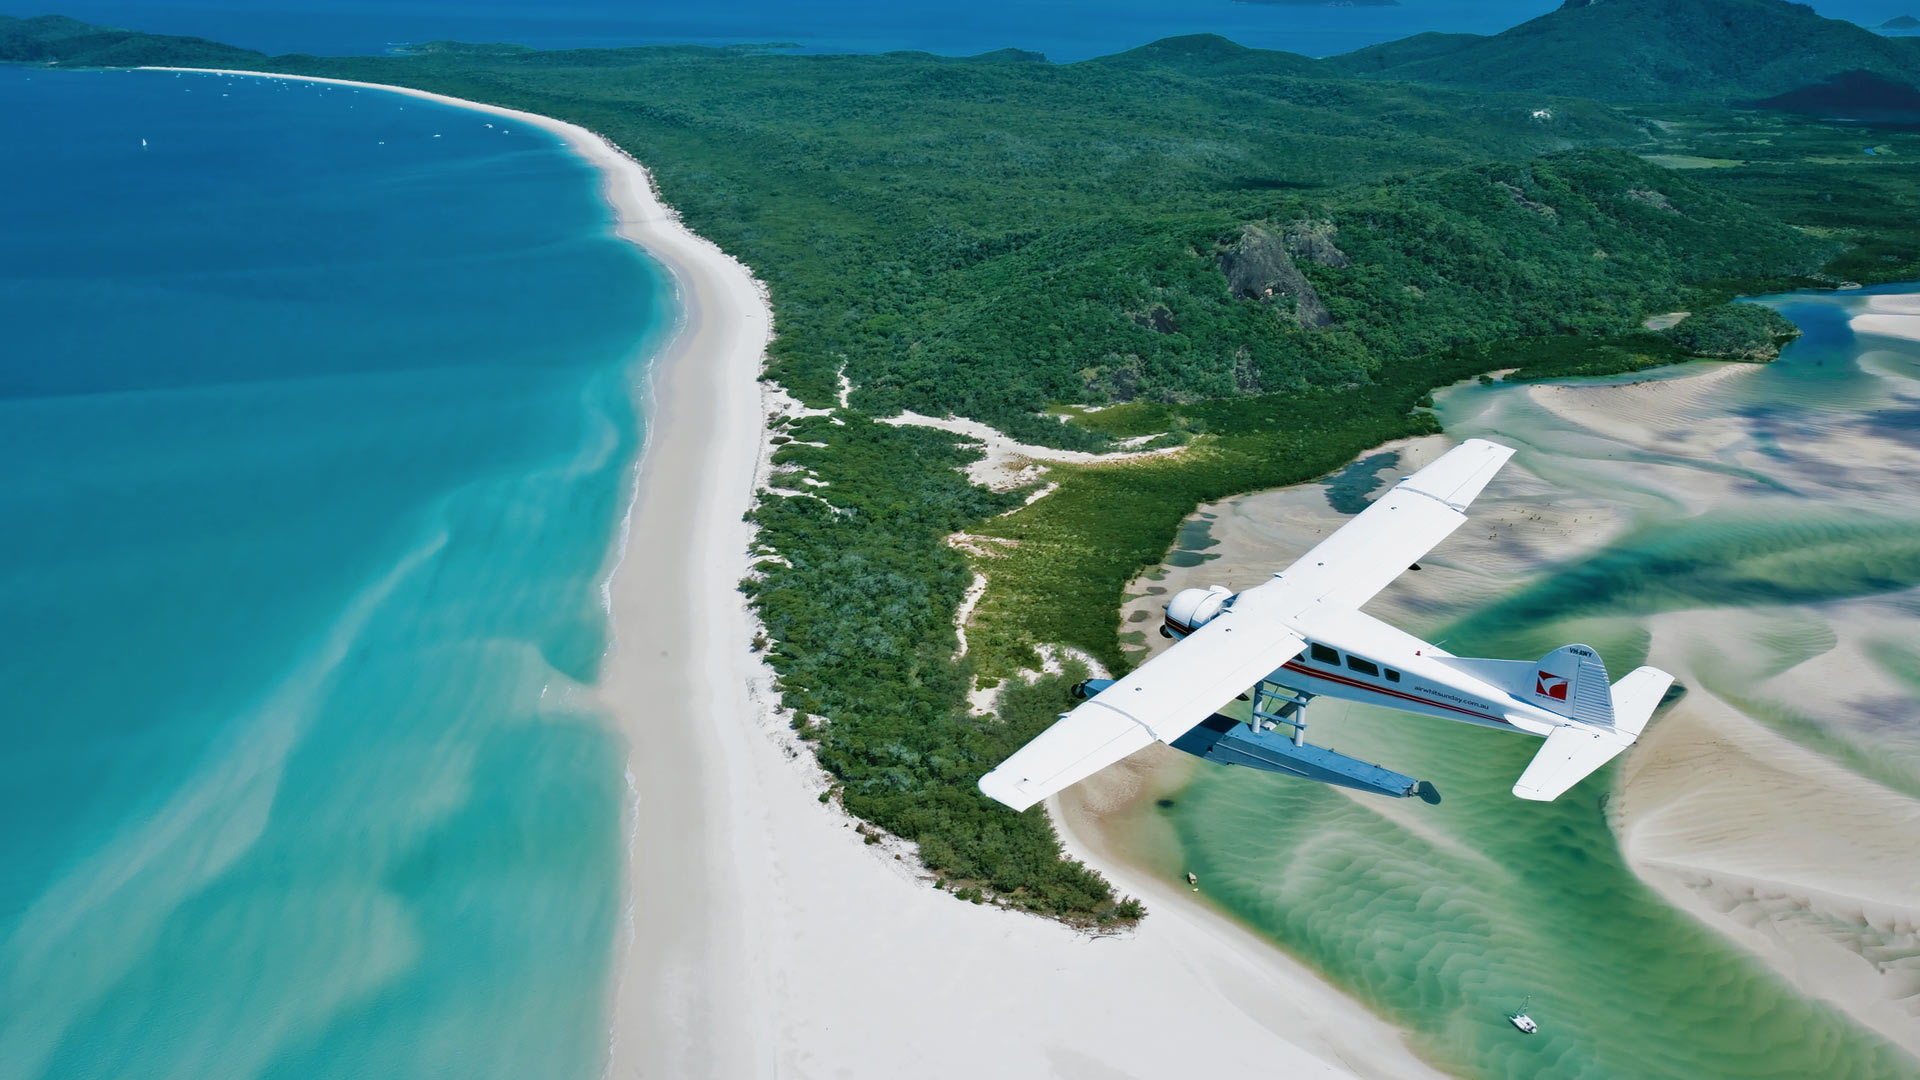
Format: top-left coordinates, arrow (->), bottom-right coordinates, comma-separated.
226,38 -> 1724,443
1327,0 -> 1920,103
4,12 -> 1835,435
8,13 -> 1873,920
1089,33 -> 1330,77
0,14 -> 261,67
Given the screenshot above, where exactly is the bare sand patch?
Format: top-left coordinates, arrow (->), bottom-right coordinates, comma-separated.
882,410 -> 1187,492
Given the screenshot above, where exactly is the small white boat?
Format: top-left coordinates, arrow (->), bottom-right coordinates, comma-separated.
1507,997 -> 1539,1035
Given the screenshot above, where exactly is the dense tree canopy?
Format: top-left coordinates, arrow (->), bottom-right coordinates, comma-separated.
15,12 -> 1901,917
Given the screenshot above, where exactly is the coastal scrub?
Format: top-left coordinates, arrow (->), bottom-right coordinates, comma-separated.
1664,302 -> 1804,360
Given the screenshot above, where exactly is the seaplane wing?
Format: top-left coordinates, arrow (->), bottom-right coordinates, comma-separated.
978,615 -> 1306,812
1272,439 -> 1515,611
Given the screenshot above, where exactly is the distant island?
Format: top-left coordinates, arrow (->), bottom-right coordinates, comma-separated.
1879,13 -> 1920,28
1328,0 -> 1920,101
1755,68 -> 1920,121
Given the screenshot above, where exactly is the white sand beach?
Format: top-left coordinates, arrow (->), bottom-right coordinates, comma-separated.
152,70 -> 1439,1079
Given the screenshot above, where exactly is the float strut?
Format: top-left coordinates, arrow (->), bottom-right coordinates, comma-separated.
1250,681 -> 1312,745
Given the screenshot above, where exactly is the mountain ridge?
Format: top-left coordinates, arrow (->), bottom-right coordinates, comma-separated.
0,13 -> 263,66
1325,0 -> 1920,102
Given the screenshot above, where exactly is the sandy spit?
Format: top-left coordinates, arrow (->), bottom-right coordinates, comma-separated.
149,69 -> 1437,1079
1615,615 -> 1920,1056
1850,292 -> 1920,343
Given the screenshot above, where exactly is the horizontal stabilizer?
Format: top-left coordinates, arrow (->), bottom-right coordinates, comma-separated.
1608,666 -> 1675,737
1512,723 -> 1635,802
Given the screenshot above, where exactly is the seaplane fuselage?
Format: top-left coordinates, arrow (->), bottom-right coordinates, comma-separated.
1164,598 -> 1563,738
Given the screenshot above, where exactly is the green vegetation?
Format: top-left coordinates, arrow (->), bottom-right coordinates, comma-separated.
1328,0 -> 1920,103
956,326 -> 1712,683
0,14 -> 261,67
1665,301 -> 1803,359
1462,333 -> 1690,381
1756,70 -> 1920,122
1633,107 -> 1920,285
743,421 -> 1132,918
253,37 -> 1663,441
19,9 -> 1913,919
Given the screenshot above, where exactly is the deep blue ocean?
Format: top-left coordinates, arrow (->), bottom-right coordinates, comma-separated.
6,0 -> 1909,60
0,66 -> 669,1079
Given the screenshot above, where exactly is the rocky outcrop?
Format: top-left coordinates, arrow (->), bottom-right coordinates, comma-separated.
1281,218 -> 1351,267
1130,303 -> 1179,334
1231,347 -> 1262,393
1627,186 -> 1678,213
1496,180 -> 1559,219
1218,224 -> 1334,329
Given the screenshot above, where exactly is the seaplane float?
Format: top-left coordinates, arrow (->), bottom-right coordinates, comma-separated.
979,439 -> 1674,810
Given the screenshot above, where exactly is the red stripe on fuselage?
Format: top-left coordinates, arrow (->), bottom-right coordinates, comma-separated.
1279,661 -> 1509,726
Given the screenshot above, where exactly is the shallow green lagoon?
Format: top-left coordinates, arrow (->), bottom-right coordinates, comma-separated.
1156,287 -> 1920,1079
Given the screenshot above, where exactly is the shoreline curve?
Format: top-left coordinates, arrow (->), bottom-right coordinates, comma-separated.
144,66 -> 1436,1080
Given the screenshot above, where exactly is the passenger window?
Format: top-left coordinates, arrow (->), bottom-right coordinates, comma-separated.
1385,668 -> 1401,682
1310,643 -> 1339,665
1347,656 -> 1380,677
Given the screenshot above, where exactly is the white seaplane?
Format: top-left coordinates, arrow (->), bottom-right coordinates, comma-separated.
979,439 -> 1673,810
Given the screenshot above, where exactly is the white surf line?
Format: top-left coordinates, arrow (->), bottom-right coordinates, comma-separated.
144,65 -> 782,1079
141,67 -> 1439,1080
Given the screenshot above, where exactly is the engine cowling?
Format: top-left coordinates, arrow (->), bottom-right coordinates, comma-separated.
1164,585 -> 1233,637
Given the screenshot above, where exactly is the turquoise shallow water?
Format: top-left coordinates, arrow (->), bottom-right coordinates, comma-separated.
0,68 -> 669,1079
1157,287 -> 1920,1078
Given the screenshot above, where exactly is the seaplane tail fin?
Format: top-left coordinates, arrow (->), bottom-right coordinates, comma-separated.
1527,644 -> 1614,727
1607,666 -> 1675,737
1512,724 -> 1635,802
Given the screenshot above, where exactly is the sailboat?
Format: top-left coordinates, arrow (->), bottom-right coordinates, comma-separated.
1507,996 -> 1539,1035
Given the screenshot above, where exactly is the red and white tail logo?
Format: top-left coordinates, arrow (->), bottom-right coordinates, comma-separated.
1535,672 -> 1569,701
